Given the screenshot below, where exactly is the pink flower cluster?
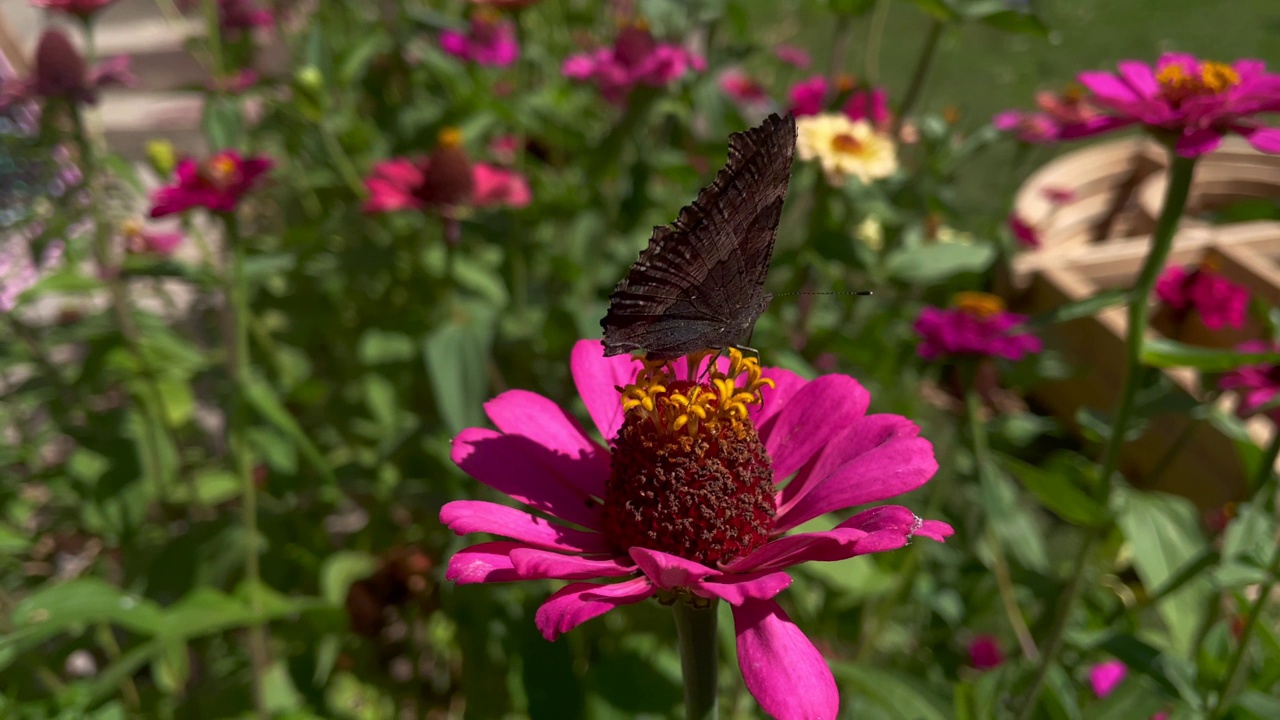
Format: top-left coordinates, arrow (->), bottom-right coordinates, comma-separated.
30,0 -> 119,19
1218,340 -> 1280,422
0,29 -> 134,110
150,151 -> 273,217
995,54 -> 1280,156
1154,263 -> 1250,331
562,23 -> 704,103
788,75 -> 890,128
441,11 -> 519,67
915,301 -> 1043,362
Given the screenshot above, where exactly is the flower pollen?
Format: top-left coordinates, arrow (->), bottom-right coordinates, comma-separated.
206,154 -> 241,189
831,132 -> 863,155
1157,60 -> 1240,103
953,291 -> 1006,319
604,349 -> 777,566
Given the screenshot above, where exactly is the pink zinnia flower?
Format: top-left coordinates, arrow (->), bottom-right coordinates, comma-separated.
718,68 -> 769,106
842,87 -> 890,130
787,75 -> 828,117
1219,340 -> 1280,422
363,129 -> 531,214
30,0 -> 119,19
0,29 -> 134,110
440,10 -> 519,67
122,220 -> 183,257
1154,263 -> 1249,330
1089,659 -> 1128,698
773,44 -> 811,69
1008,214 -> 1040,248
968,635 -> 1004,670
149,150 -> 272,217
993,110 -> 1061,144
914,293 -> 1043,362
179,0 -> 272,34
442,342 -> 952,720
562,21 -> 704,103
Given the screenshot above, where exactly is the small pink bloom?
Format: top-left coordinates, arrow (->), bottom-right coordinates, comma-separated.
968,635 -> 1004,670
787,75 -> 828,117
149,150 -> 273,217
0,29 -> 135,110
442,342 -> 952,720
915,295 -> 1043,362
992,110 -> 1061,144
1042,186 -> 1076,204
773,44 -> 811,69
1154,263 -> 1249,330
123,221 -> 184,257
1219,340 -> 1280,422
842,87 -> 890,129
363,152 -> 530,214
473,163 -> 532,207
1089,659 -> 1128,698
30,0 -> 119,19
440,11 -> 519,67
178,0 -> 271,34
208,69 -> 258,93
1008,214 -> 1040,248
488,134 -> 521,164
719,68 -> 769,105
561,23 -> 702,103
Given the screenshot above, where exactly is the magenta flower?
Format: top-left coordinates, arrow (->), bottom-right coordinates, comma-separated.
1154,263 -> 1249,330
363,132 -> 531,214
440,10 -> 519,67
718,68 -> 769,106
915,293 -> 1043,362
1042,186 -> 1076,204
122,220 -> 183,257
773,44 -> 811,69
179,0 -> 271,34
993,110 -> 1061,144
0,29 -> 134,110
1008,214 -> 1040,248
1218,340 -> 1280,422
441,341 -> 952,720
1089,659 -> 1128,698
968,635 -> 1004,670
787,75 -> 828,116
149,150 -> 272,217
562,22 -> 704,104
842,87 -> 890,129
30,0 -> 119,19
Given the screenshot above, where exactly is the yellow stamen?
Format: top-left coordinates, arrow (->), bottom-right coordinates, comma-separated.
120,219 -> 143,239
1200,61 -> 1240,93
834,74 -> 857,92
953,291 -> 1006,319
831,133 -> 862,155
437,127 -> 464,149
207,154 -> 239,187
620,349 -> 775,436
1157,60 -> 1239,101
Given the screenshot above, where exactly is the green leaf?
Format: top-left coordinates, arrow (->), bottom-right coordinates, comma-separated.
242,372 -> 337,485
904,0 -> 959,21
833,663 -> 951,720
168,469 -> 241,505
1002,453 -> 1109,526
884,242 -> 996,283
1027,289 -> 1128,329
978,10 -> 1049,36
1092,674 -> 1174,720
1234,690 -> 1280,719
423,305 -> 496,435
320,551 -> 378,605
357,329 -> 418,365
1141,338 -> 1280,372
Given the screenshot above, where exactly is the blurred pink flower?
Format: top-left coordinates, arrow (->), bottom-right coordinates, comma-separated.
363,132 -> 530,214
149,150 -> 273,217
915,293 -> 1043,362
1219,340 -> 1280,421
1154,263 -> 1249,330
773,44 -> 811,69
992,110 -> 1061,144
122,220 -> 184,257
1089,659 -> 1128,698
719,68 -> 769,106
441,341 -> 951,720
1008,214 -> 1040,248
488,134 -> 521,164
179,0 -> 271,34
788,75 -> 828,116
562,22 -> 703,103
0,29 -> 134,110
1042,186 -> 1076,204
30,0 -> 119,19
0,234 -> 64,312
208,69 -> 258,93
843,87 -> 890,129
968,635 -> 1004,670
441,10 -> 519,67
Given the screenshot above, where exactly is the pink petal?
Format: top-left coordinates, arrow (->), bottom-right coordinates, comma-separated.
1077,70 -> 1141,109
1116,60 -> 1159,100
472,163 -> 532,207
535,577 -> 654,640
840,505 -> 954,548
483,390 -> 610,496
776,431 -> 938,533
570,339 -> 640,443
510,547 -> 635,579
440,500 -> 612,553
1174,127 -> 1223,157
751,367 -> 808,436
445,541 -> 525,583
733,599 -> 839,720
630,547 -> 719,589
1235,125 -> 1280,154
451,428 -> 603,529
764,375 -> 871,481
696,571 -> 792,605
915,519 -> 954,542
779,414 -> 922,515
723,529 -> 869,572
369,158 -> 426,187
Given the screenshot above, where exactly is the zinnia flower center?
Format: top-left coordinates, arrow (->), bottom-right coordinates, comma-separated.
831,132 -> 863,155
953,291 -> 1006,319
206,155 -> 241,189
1157,61 -> 1240,103
602,350 -> 777,566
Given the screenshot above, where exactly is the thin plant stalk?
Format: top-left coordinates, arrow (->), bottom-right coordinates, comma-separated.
1013,151 -> 1198,720
673,600 -> 719,720
863,0 -> 891,85
221,213 -> 270,720
895,18 -> 944,126
1208,428 -> 1280,718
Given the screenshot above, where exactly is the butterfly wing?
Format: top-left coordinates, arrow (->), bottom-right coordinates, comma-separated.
601,113 -> 797,360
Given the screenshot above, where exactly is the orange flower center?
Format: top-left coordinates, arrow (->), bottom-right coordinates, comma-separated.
953,291 -> 1006,319
436,126 -> 464,149
206,155 -> 240,189
1157,61 -> 1240,103
831,132 -> 863,155
834,74 -> 857,92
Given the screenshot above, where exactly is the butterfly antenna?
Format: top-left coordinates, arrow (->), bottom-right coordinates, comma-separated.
772,290 -> 874,297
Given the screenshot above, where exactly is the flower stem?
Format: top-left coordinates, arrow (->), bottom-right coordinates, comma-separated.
220,214 -> 270,720
673,600 -> 719,720
863,0 -> 891,85
895,18 -> 944,126
1208,427 -> 1280,718
1013,150 -> 1198,720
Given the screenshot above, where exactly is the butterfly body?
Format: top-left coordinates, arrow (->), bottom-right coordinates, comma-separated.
601,113 -> 797,360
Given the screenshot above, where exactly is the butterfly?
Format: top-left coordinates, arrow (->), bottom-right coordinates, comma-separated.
601,112 -> 797,361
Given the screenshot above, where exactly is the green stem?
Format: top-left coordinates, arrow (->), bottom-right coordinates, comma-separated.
221,214 -> 270,720
863,0 -> 891,85
1208,428 -> 1280,718
826,13 -> 854,79
673,600 -> 719,720
895,18 -> 944,125
1013,150 -> 1198,720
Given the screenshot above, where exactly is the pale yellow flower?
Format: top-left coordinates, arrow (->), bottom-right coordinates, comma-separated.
796,114 -> 898,185
854,216 -> 884,251
934,225 -> 975,245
